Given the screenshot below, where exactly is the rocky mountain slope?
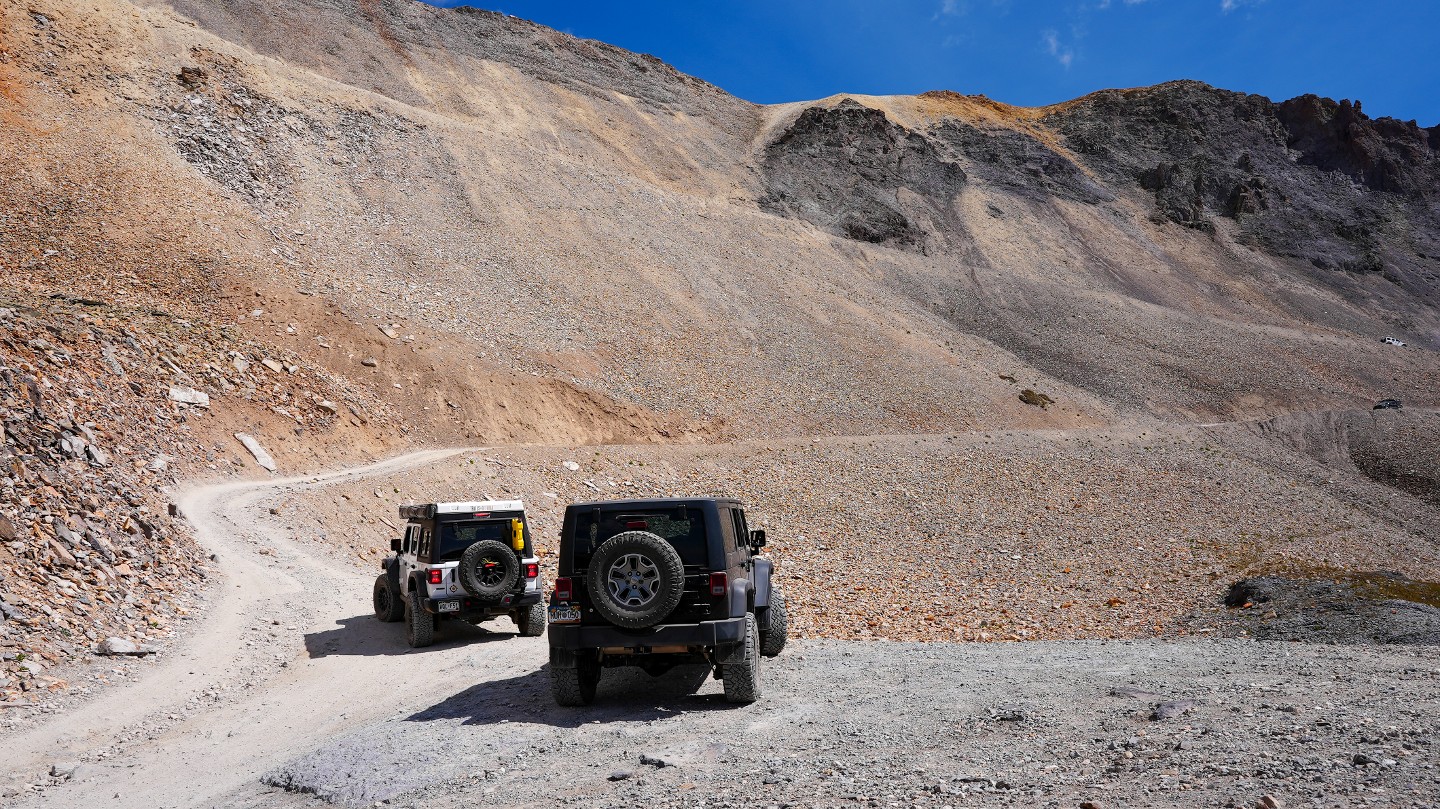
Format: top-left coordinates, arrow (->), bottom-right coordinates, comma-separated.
1,0 -> 1438,706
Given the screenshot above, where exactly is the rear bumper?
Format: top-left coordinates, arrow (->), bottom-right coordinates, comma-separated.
547,616 -> 746,651
422,590 -> 542,616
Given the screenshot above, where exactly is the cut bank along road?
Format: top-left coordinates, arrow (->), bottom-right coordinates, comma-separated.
1,447 -> 555,808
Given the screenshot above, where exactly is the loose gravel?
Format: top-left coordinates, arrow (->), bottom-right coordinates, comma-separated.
251,638 -> 1440,809
281,420 -> 1440,646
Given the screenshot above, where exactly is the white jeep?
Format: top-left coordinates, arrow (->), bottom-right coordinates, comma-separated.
373,500 -> 546,647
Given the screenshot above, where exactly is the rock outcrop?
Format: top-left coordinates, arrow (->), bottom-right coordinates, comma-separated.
761,100 -> 968,251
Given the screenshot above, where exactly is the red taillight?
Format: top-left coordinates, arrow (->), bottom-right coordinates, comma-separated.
554,577 -> 573,601
709,572 -> 727,597
525,563 -> 539,579
428,569 -> 443,585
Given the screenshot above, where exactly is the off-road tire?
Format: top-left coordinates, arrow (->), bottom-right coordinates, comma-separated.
550,647 -> 600,706
373,572 -> 404,623
721,612 -> 761,704
459,539 -> 520,599
759,589 -> 788,657
585,530 -> 684,629
405,590 -> 435,648
515,601 -> 546,637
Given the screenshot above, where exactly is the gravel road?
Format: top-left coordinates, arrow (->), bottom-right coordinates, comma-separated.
255,639 -> 1440,809
3,447 -> 1437,809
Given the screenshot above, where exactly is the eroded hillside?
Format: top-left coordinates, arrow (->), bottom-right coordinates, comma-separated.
5,0 -> 1434,440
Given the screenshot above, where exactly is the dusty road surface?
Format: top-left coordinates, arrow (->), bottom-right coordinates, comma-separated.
0,448 -> 542,808
254,640 -> 1440,809
1,446 -> 1437,809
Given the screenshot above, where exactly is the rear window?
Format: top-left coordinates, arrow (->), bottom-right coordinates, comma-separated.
436,519 -> 515,562
572,507 -> 707,568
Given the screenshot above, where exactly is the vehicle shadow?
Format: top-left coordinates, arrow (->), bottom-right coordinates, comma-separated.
406,664 -> 748,728
304,613 -> 515,658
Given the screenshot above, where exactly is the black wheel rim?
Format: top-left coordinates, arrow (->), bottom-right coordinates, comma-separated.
376,587 -> 391,614
476,556 -> 506,588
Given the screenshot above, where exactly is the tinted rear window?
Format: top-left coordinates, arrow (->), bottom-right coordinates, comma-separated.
437,519 -> 513,562
572,507 -> 707,568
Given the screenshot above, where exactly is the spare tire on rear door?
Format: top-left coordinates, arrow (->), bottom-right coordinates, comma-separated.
586,530 -> 685,629
459,539 -> 521,599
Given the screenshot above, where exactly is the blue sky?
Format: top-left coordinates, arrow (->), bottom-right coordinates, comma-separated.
420,1 -> 1438,125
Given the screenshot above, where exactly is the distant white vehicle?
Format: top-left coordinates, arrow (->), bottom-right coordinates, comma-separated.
374,500 -> 546,647
1381,337 -> 1406,347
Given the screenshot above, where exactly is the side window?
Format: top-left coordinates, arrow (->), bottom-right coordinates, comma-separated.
717,508 -> 737,553
732,509 -> 748,550
420,529 -> 433,560
404,526 -> 416,555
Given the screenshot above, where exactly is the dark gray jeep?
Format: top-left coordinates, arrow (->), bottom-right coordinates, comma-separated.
546,497 -> 787,705
374,500 -> 546,647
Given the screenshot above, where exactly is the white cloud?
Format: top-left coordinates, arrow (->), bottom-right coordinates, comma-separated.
1042,29 -> 1074,68
935,0 -> 968,17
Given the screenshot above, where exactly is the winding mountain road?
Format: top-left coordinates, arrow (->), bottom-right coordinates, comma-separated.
0,448 -> 553,808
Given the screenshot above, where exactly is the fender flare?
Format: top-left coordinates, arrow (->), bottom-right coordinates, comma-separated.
727,577 -> 753,617
751,558 -> 774,610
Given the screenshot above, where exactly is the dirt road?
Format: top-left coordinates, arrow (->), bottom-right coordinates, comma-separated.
0,448 -> 550,807
3,447 -> 1438,809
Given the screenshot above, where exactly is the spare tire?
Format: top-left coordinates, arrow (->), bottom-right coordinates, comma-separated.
586,531 -> 684,629
459,539 -> 521,599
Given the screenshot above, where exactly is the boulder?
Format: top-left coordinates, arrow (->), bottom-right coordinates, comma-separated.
95,637 -> 146,656
234,433 -> 278,472
167,386 -> 210,408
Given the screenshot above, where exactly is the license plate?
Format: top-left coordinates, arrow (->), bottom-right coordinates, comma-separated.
437,600 -> 461,613
549,604 -> 581,624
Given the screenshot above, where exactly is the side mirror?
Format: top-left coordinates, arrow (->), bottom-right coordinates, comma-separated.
749,529 -> 767,551
390,537 -> 401,552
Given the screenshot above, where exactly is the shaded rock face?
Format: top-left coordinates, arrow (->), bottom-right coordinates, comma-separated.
760,100 -> 967,250
1223,574 -> 1440,645
929,119 -> 1111,205
1276,95 -> 1439,195
1045,81 -> 1288,232
1046,81 -> 1440,306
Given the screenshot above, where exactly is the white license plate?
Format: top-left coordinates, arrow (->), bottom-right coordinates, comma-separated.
549,604 -> 581,624
437,600 -> 461,613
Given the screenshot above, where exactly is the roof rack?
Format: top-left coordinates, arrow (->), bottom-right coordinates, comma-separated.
398,500 -> 526,521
